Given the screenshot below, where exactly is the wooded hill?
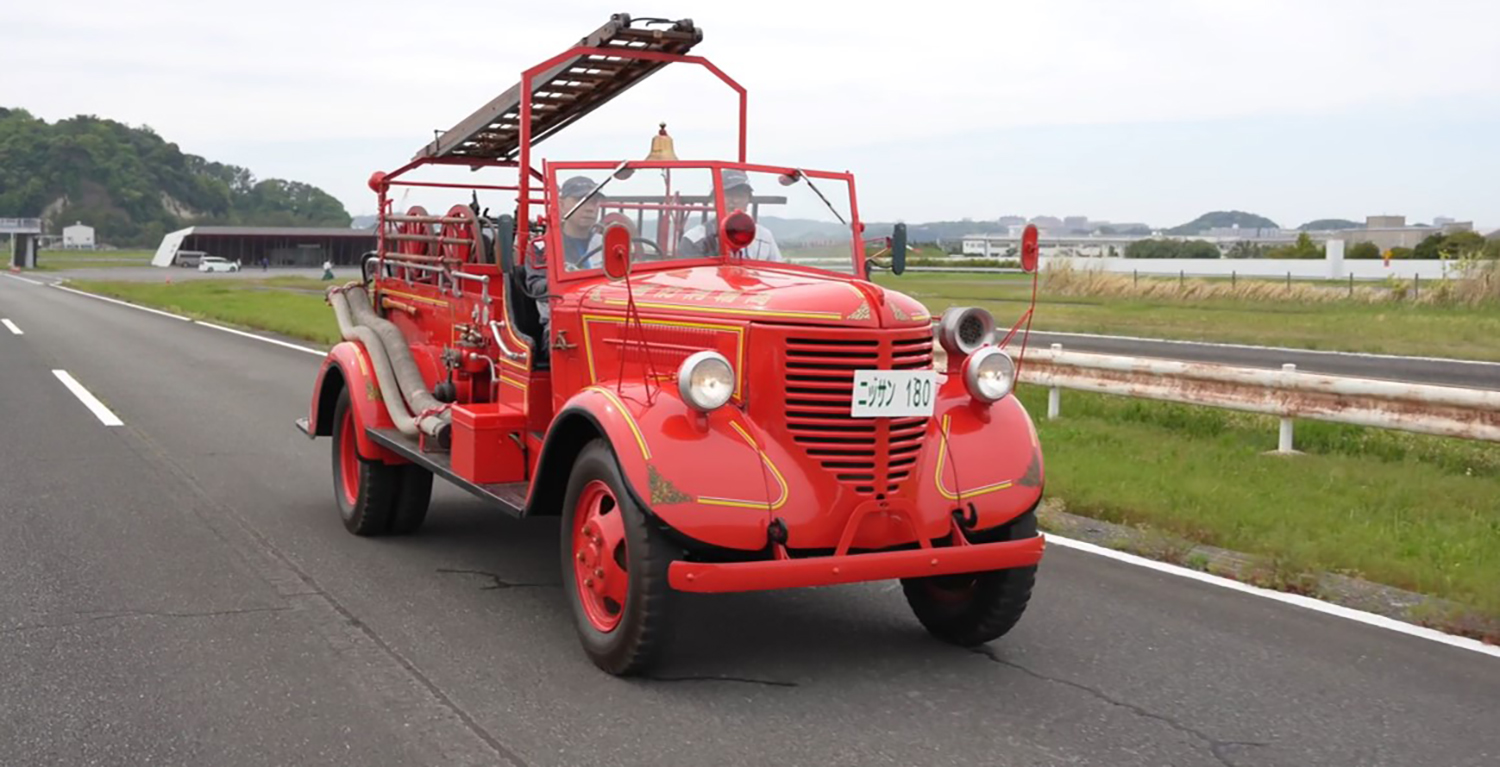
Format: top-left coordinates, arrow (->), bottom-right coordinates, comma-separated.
0,108 -> 351,247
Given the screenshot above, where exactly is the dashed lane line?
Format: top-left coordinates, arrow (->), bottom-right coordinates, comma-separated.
2,319 -> 21,335
51,369 -> 124,427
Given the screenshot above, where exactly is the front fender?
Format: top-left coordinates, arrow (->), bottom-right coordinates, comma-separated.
310,341 -> 403,463
541,384 -> 776,551
914,375 -> 1045,535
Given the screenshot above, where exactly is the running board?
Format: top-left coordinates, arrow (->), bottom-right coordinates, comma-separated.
365,427 -> 528,517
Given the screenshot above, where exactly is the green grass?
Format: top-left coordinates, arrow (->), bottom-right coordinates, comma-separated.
32,249 -> 156,271
1017,384 -> 1500,619
874,271 -> 1500,361
68,278 -> 342,346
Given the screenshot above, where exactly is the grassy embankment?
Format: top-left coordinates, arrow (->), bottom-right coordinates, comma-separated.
69,276 -> 343,346
32,249 -> 157,271
64,268 -> 1500,626
872,263 -> 1500,361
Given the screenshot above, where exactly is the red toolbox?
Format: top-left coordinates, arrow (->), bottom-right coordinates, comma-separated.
451,403 -> 527,484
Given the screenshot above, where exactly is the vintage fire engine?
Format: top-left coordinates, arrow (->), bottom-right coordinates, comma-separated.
296,13 -> 1047,675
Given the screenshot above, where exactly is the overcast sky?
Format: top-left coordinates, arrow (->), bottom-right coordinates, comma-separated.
5,0 -> 1498,229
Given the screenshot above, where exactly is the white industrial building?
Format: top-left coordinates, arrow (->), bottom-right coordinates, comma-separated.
61,221 -> 96,249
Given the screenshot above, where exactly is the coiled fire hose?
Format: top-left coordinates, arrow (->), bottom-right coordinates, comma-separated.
327,283 -> 452,445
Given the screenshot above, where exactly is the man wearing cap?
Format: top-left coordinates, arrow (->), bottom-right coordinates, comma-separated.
525,175 -> 605,333
679,169 -> 782,261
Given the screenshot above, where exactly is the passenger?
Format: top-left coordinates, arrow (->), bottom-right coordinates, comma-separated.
679,169 -> 782,261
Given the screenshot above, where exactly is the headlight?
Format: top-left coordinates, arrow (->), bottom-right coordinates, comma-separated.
964,347 -> 1015,402
678,350 -> 735,411
937,307 -> 995,357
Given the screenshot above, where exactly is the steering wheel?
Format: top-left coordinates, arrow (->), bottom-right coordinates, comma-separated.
579,236 -> 666,267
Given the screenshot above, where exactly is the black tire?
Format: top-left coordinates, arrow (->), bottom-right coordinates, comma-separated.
389,465 -> 433,535
559,438 -> 675,676
331,387 -> 404,536
901,510 -> 1038,646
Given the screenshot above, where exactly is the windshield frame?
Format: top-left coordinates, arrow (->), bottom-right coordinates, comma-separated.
543,160 -> 865,283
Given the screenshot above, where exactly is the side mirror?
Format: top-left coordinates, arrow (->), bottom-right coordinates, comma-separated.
890,223 -> 907,276
1021,224 -> 1040,273
602,223 -> 632,280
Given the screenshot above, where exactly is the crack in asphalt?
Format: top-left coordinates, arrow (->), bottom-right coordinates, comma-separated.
972,647 -> 1267,767
2,606 -> 291,636
649,675 -> 799,688
115,436 -> 533,767
436,568 -> 559,590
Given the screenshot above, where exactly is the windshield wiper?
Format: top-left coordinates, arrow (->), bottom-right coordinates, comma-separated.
562,160 -> 631,223
791,168 -> 847,226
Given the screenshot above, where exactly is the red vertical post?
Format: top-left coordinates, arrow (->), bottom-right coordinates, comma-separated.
738,90 -> 748,162
846,173 -> 864,272
518,73 -> 532,250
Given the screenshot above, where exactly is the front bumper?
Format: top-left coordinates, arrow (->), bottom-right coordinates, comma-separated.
667,534 -> 1045,594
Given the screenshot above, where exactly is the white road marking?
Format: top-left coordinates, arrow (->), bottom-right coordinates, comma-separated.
51,370 -> 124,426
1,273 -> 45,286
1046,534 -> 1500,660
194,321 -> 325,356
1031,330 -> 1499,367
50,284 -> 192,321
2,319 -> 21,335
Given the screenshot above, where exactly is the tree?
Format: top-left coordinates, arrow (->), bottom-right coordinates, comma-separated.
1440,230 -> 1486,258
1347,241 -> 1382,260
1413,233 -> 1447,260
1267,231 -> 1324,259
1227,241 -> 1266,259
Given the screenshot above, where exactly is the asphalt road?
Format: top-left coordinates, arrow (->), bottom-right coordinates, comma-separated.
2,273 -> 1498,767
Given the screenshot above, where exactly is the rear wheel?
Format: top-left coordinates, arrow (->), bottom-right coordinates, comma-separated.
560,439 -> 674,676
901,511 -> 1038,646
331,387 -> 424,536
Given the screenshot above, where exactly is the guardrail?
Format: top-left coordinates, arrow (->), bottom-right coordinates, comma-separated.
1015,344 -> 1500,450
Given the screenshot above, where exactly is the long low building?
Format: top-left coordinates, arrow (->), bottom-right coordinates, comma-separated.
151,226 -> 378,268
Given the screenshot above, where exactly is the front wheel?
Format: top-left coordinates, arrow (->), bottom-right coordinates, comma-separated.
560,439 -> 675,675
900,511 -> 1038,646
331,387 -> 428,536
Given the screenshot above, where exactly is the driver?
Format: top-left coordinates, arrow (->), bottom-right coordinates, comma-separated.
525,175 -> 604,331
679,169 -> 782,261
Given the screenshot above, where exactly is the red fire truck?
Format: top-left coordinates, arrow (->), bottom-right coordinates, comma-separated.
296,13 -> 1047,675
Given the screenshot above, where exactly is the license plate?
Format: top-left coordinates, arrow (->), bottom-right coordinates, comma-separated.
851,369 -> 937,418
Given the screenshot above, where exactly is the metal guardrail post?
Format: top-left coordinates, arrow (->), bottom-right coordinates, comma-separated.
1277,363 -> 1296,453
1047,344 -> 1062,420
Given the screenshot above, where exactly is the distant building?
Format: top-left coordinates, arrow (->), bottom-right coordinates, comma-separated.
61,221 -> 96,249
1206,225 -> 1294,241
1309,215 -> 1475,251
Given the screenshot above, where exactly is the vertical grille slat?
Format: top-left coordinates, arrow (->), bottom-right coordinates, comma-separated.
775,326 -> 935,496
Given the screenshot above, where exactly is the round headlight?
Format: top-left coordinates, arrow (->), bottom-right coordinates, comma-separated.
964,347 -> 1016,402
937,307 -> 995,357
678,350 -> 735,411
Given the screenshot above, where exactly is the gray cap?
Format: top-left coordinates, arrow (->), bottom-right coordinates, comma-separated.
722,169 -> 752,192
559,175 -> 601,199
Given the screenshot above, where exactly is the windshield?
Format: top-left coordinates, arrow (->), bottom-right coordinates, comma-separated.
547,163 -> 860,276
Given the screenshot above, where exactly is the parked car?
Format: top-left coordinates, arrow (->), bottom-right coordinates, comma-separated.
175,250 -> 208,267
198,256 -> 240,273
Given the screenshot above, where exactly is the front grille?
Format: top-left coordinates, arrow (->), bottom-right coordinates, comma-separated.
781,328 -> 934,496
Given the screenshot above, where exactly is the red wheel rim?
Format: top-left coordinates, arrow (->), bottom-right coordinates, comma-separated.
571,480 -> 628,633
338,405 -> 359,507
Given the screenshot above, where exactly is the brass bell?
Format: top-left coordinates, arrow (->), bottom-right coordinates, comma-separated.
646,122 -> 678,161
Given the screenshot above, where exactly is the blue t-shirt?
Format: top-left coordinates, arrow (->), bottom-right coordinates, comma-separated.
563,233 -> 593,268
